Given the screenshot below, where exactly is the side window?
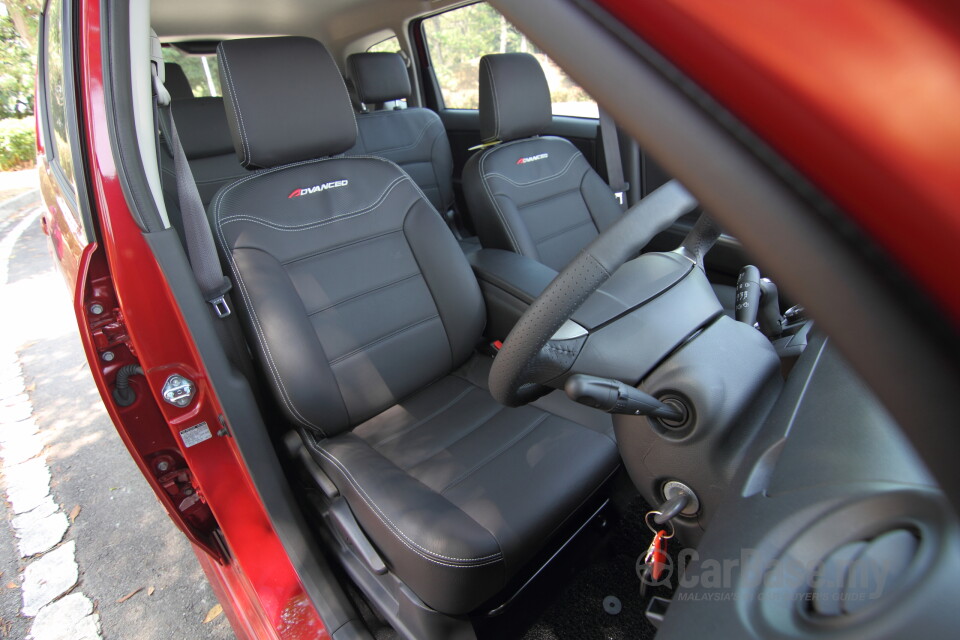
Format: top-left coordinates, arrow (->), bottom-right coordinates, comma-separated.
161,47 -> 221,97
43,0 -> 76,190
422,3 -> 597,118
368,35 -> 401,53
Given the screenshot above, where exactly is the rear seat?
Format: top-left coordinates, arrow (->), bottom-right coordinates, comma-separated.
158,64 -> 245,243
344,52 -> 456,216
163,62 -> 195,100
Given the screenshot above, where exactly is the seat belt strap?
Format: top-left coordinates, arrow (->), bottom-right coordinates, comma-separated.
150,54 -> 233,318
599,108 -> 629,209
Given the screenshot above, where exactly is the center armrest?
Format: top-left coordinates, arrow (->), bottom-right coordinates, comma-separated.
468,248 -> 559,339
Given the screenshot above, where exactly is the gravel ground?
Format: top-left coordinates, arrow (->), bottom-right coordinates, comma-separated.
0,197 -> 235,640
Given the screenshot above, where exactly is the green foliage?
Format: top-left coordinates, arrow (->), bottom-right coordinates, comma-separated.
0,12 -> 36,119
162,47 -> 221,97
422,3 -> 593,115
4,0 -> 40,49
0,116 -> 36,170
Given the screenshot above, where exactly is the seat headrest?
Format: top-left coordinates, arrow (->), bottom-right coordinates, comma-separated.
347,52 -> 411,105
479,53 -> 551,143
164,62 -> 194,100
217,37 -> 357,169
171,97 -> 235,159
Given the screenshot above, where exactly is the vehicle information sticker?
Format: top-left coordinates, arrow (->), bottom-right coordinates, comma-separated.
180,422 -> 212,448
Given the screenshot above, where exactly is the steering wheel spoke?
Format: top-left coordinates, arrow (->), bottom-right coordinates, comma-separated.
489,180 -> 700,407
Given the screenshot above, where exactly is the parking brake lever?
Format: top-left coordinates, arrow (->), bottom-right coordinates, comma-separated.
564,374 -> 683,420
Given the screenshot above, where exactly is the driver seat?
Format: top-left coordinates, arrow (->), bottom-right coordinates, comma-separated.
463,53 -> 624,271
211,37 -> 619,616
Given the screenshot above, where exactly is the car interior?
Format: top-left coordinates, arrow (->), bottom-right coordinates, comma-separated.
87,0 -> 959,638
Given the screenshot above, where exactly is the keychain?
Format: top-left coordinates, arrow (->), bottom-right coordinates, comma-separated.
639,510 -> 675,598
644,529 -> 669,581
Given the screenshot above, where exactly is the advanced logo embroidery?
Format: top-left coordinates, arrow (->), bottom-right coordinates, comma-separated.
288,180 -> 349,199
516,153 -> 548,165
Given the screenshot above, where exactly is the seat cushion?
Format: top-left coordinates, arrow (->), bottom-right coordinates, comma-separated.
307,357 -> 619,614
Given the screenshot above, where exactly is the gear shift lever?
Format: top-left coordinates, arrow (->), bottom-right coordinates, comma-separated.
757,279 -> 786,337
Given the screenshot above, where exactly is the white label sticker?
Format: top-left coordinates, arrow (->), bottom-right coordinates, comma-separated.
179,422 -> 212,448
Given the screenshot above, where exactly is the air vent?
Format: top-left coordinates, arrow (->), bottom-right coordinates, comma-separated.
808,528 -> 919,617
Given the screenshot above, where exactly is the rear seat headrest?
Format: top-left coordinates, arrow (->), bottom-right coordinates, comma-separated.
217,37 -> 357,169
171,97 -> 235,159
347,52 -> 411,105
479,53 -> 552,143
164,62 -> 194,100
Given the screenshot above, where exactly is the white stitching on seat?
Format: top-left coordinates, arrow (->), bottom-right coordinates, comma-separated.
220,176 -> 406,231
209,155 -> 444,437
478,144 -> 522,254
482,58 -> 500,142
486,150 -> 583,187
216,227 -> 326,433
313,444 -> 504,567
217,46 -> 251,166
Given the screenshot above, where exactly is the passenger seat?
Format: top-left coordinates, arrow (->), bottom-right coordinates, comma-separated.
345,52 -> 456,217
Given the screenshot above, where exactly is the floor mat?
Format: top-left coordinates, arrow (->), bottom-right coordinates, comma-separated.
516,496 -> 678,640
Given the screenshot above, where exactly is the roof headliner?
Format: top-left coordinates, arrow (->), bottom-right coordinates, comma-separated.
151,0 -> 462,54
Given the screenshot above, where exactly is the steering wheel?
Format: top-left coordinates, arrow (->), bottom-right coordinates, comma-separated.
489,180 -> 710,407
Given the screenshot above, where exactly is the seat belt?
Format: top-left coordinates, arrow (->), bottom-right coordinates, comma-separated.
150,45 -> 233,319
598,108 -> 629,209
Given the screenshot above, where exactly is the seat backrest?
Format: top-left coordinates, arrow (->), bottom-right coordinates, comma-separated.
462,53 -> 622,271
343,52 -> 455,214
164,62 -> 194,99
211,37 -> 484,437
165,97 -> 247,204
158,60 -> 247,242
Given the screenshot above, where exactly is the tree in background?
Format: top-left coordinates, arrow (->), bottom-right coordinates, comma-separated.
4,0 -> 39,48
0,0 -> 39,119
422,3 -> 591,112
161,46 -> 222,97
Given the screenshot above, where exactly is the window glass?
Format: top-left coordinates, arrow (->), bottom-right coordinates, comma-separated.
422,3 -> 597,118
368,35 -> 401,53
161,47 -> 221,97
43,0 -> 75,189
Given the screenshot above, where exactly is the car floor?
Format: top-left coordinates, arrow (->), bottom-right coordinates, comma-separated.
510,495 -> 668,640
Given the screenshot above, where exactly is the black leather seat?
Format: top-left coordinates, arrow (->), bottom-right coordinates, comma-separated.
462,53 -> 737,314
163,62 -> 194,99
345,52 -> 456,215
162,97 -> 246,205
211,37 -> 619,616
158,64 -> 246,244
462,53 -> 624,271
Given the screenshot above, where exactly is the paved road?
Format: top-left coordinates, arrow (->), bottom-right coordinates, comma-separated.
0,200 -> 234,639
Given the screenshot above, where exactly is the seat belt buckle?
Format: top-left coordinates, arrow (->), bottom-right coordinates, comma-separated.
209,295 -> 232,318
614,182 -> 630,207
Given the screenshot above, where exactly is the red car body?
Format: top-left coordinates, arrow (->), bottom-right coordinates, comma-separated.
35,0 -> 960,637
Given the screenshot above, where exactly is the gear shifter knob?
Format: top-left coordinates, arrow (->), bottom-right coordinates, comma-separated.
757,278 -> 786,337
